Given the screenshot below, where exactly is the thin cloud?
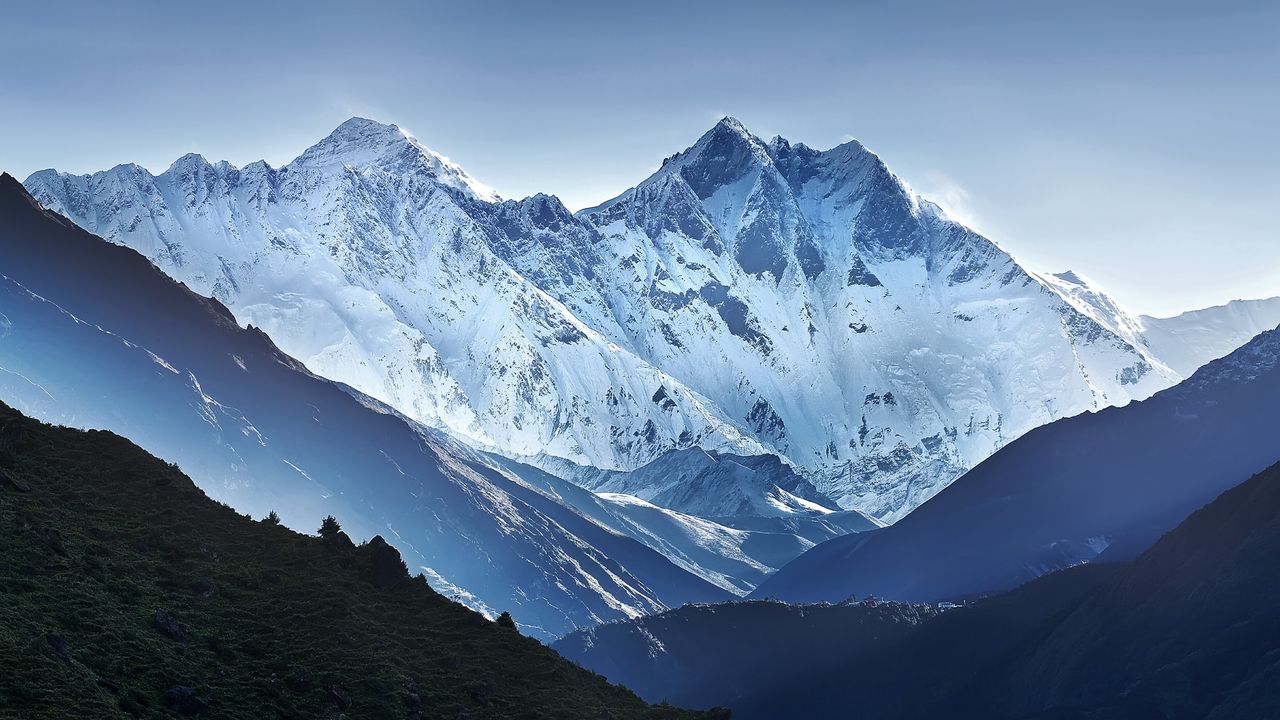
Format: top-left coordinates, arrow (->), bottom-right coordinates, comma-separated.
920,170 -> 980,231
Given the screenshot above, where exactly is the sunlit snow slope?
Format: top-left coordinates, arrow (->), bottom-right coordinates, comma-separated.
0,174 -> 731,640
27,117 -> 1261,521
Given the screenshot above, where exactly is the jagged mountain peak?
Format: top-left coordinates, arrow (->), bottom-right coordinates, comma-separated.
164,151 -> 217,173
22,116 -> 499,205
161,153 -> 240,190
768,132 -> 872,163
768,133 -> 890,208
24,161 -> 150,187
1043,270 -> 1131,305
582,119 -> 883,220
503,191 -> 579,230
713,114 -> 751,134
333,115 -> 406,139
1033,268 -> 1153,355
580,115 -> 827,281
647,118 -> 896,222
660,116 -> 776,201
693,115 -> 761,154
293,116 -> 499,201
304,116 -> 414,155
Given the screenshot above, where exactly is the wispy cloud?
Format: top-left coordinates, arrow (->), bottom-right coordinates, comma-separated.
920,170 -> 980,230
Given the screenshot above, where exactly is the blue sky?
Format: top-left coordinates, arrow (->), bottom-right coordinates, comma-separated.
2,0 -> 1276,316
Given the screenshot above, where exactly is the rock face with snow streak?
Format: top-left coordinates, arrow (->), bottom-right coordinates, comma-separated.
26,117 -> 1188,521
24,119 -> 764,473
569,119 -> 1179,519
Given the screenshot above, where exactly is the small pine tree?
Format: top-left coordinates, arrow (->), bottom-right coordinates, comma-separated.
264,510 -> 281,526
318,515 -> 342,538
495,611 -> 517,630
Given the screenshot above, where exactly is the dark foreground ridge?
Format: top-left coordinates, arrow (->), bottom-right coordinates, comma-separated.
0,401 -> 722,719
559,460 -> 1280,719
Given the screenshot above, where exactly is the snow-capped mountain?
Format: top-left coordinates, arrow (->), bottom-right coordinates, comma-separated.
493,453 -> 879,594
537,448 -> 847,519
570,119 -> 1185,519
1032,270 -> 1152,351
24,117 -> 1204,521
1139,297 -> 1280,376
752,323 -> 1280,606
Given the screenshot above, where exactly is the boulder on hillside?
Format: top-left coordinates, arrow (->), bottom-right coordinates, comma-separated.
153,609 -> 187,641
365,535 -> 409,589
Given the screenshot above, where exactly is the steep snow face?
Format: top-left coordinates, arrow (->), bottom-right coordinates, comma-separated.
571,119 -> 1175,519
25,118 -> 766,479
1032,270 -> 1154,352
26,117 -> 1181,521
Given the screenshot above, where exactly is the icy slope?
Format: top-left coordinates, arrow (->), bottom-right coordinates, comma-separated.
23,117 -> 1210,521
753,324 -> 1280,605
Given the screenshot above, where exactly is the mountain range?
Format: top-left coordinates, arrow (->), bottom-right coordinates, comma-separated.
27,117 -> 1272,524
11,113 -> 1280,634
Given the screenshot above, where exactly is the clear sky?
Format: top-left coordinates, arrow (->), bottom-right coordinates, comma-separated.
2,0 -> 1276,316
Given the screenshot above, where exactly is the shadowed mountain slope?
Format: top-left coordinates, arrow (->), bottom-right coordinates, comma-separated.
0,173 -> 728,640
558,461 -> 1280,719
0,400 -> 720,719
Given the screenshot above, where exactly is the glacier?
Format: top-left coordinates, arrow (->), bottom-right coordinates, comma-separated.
23,116 -> 1265,524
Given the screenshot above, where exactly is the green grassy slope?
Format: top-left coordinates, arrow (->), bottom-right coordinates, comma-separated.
0,401 -> 721,720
